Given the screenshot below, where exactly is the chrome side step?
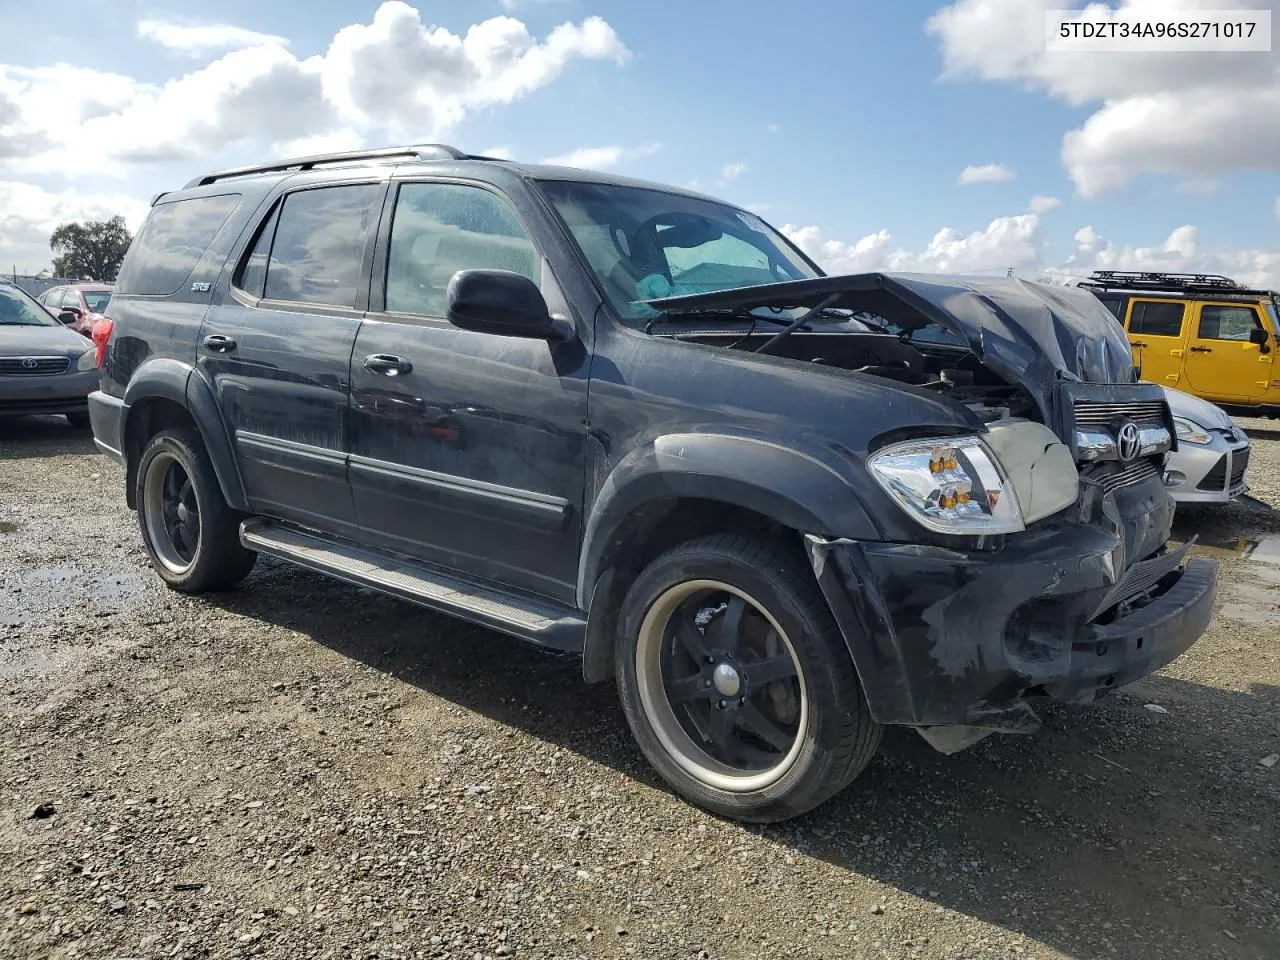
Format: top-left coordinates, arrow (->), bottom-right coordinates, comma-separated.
239,518 -> 586,651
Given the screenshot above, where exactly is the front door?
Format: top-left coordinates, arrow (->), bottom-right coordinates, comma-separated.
1124,298 -> 1187,387
200,181 -> 386,533
349,179 -> 589,603
1182,300 -> 1274,404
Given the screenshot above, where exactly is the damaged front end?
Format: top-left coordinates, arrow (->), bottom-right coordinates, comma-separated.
650,273 -> 1219,751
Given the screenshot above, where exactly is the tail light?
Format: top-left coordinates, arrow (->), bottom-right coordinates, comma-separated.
91,317 -> 114,368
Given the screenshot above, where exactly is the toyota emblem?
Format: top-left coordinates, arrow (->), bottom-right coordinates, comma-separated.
1115,419 -> 1141,463
21,358 -> 38,369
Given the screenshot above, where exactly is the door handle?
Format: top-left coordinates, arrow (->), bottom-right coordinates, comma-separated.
1130,341 -> 1148,348
203,334 -> 237,353
1189,346 -> 1213,353
363,354 -> 413,376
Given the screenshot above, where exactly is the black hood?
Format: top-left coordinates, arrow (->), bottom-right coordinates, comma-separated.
646,272 -> 1138,405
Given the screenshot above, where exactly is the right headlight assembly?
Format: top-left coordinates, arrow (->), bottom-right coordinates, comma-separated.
867,436 -> 1025,535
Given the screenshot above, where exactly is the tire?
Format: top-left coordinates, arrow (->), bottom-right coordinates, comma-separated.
135,427 -> 256,592
615,533 -> 881,823
66,411 -> 90,429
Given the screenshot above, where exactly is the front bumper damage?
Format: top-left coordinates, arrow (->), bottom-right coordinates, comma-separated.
805,522 -> 1217,752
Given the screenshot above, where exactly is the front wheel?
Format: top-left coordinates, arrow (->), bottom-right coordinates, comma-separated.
615,534 -> 881,823
135,427 -> 256,592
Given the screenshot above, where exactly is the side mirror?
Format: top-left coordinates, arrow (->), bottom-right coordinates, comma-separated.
57,310 -> 78,325
446,269 -> 568,340
1248,327 -> 1269,345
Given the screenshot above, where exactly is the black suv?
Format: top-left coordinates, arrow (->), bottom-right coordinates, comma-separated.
89,144 -> 1217,822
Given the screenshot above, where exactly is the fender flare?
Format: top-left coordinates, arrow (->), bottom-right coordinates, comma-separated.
121,358 -> 248,511
578,433 -> 881,682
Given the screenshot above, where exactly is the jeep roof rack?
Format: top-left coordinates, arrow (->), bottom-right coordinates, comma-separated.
1079,270 -> 1272,297
185,143 -> 480,188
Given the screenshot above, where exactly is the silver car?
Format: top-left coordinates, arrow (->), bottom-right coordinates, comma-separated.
0,281 -> 100,428
1161,385 -> 1250,504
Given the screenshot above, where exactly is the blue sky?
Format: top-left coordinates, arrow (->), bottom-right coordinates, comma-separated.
2,0 -> 1277,282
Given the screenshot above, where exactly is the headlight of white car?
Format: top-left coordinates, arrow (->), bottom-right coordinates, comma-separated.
867,436 -> 1025,535
75,346 -> 98,372
1172,417 -> 1211,445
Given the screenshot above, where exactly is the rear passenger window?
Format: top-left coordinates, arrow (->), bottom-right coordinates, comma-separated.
234,204 -> 281,300
262,185 -> 382,307
1098,297 -> 1125,321
1198,305 -> 1261,341
1129,301 -> 1184,337
115,194 -> 241,296
385,182 -> 539,317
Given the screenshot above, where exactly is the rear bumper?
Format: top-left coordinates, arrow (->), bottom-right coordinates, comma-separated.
88,390 -> 126,463
806,527 -> 1217,733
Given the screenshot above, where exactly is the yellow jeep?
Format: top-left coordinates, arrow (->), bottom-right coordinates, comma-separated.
1081,271 -> 1280,413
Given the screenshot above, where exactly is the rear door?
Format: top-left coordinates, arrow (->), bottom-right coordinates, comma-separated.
348,178 -> 589,603
1183,300 -> 1274,404
1123,298 -> 1187,387
199,180 -> 386,535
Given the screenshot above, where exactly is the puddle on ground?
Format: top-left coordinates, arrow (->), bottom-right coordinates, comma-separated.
1167,529 -> 1280,624
0,522 -> 16,534
1170,533 -> 1280,563
0,564 -> 147,628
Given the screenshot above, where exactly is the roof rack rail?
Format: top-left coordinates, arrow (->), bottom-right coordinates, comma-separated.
1078,270 -> 1273,297
185,143 -> 471,188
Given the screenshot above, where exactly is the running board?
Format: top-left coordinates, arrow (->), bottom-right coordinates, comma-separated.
239,518 -> 586,651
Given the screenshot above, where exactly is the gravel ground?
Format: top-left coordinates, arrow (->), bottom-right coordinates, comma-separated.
1,417 -> 1278,960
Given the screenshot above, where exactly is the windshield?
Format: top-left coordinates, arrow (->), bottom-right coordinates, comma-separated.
0,284 -> 57,327
83,291 -> 112,313
539,180 -> 821,321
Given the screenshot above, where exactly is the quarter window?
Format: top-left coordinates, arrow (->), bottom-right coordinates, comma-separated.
235,204 -> 282,300
1128,301 -> 1184,337
385,182 -> 539,318
1198,305 -> 1261,341
262,185 -> 383,308
115,194 -> 242,297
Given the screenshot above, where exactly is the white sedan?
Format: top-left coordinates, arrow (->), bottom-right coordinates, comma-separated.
1161,386 -> 1250,504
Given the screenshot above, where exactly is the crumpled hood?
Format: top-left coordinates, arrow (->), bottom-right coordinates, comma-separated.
0,323 -> 93,359
646,272 -> 1139,406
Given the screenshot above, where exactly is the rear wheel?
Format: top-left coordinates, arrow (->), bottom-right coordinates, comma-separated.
135,428 -> 256,592
615,534 -> 881,822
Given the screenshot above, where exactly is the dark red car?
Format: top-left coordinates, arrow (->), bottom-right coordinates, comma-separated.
37,283 -> 113,338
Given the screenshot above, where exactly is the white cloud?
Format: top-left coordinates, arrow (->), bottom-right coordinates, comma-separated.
719,161 -> 748,182
1028,194 -> 1061,213
541,142 -> 660,170
958,162 -> 1013,185
1056,222 -> 1280,288
137,20 -> 288,55
479,145 -> 516,160
785,204 -> 1280,289
0,2 -> 629,178
0,181 -> 151,274
784,207 -> 1044,276
1275,196 -> 1280,220
927,0 -> 1280,195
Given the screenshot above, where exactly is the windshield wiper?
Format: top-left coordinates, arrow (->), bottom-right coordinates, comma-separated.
754,293 -> 843,355
644,308 -> 802,335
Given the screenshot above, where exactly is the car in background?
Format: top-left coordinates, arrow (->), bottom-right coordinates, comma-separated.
1161,385 -> 1250,505
0,280 -> 101,427
1080,271 -> 1280,416
37,283 -> 113,339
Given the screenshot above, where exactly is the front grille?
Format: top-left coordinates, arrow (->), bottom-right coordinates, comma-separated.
1230,448 -> 1249,489
0,356 -> 70,376
1198,455 -> 1227,492
1072,399 -> 1167,426
1083,458 -> 1160,494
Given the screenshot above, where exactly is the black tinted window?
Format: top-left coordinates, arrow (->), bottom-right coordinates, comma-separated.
385,182 -> 538,317
263,185 -> 382,307
1198,305 -> 1261,341
115,194 -> 241,296
1098,297 -> 1125,320
235,204 -> 281,300
1129,301 -> 1184,337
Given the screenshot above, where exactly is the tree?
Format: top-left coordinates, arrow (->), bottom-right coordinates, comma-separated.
49,216 -> 133,281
